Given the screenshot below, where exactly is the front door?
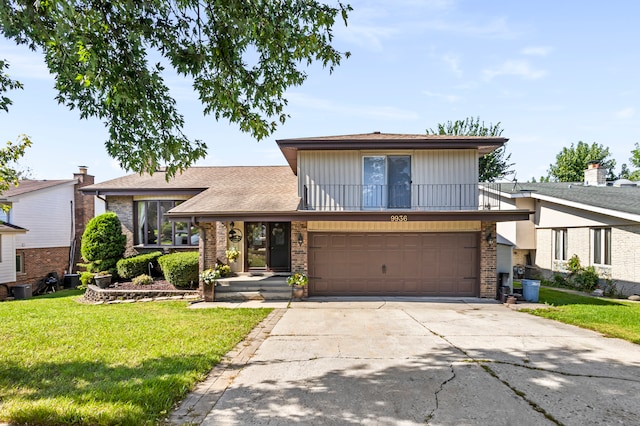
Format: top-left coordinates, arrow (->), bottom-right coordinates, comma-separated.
245,222 -> 290,271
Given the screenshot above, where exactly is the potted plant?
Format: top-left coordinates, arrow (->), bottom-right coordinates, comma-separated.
287,273 -> 308,300
94,272 -> 112,289
200,267 -> 220,302
225,247 -> 240,263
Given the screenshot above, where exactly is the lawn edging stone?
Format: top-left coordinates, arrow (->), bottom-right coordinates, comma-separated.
84,285 -> 200,303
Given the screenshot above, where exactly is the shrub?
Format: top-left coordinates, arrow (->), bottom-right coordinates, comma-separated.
132,274 -> 154,286
117,252 -> 163,279
80,212 -> 126,275
573,266 -> 600,292
78,271 -> 94,290
158,251 -> 199,289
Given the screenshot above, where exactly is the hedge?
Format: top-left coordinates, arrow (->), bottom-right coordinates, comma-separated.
80,212 -> 126,274
158,251 -> 199,289
116,252 -> 163,280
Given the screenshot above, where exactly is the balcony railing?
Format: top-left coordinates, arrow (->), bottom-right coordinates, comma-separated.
302,183 -> 501,211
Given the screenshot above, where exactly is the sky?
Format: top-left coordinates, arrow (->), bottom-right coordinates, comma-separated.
1,0 -> 640,184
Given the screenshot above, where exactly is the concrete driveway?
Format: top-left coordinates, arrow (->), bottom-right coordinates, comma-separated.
171,298 -> 640,425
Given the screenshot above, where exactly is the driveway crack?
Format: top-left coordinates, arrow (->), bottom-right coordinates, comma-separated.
401,309 -> 564,425
424,363 -> 456,424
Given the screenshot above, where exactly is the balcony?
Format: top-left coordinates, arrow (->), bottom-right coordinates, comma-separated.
302,183 -> 501,211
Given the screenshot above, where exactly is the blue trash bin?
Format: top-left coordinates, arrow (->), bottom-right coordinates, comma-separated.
521,279 -> 540,302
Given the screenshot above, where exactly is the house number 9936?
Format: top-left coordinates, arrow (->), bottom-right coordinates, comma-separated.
390,215 -> 408,222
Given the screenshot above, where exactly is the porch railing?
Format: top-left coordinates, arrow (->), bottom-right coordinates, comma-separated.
302,183 -> 501,211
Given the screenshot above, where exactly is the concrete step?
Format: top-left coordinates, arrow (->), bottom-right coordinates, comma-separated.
215,289 -> 293,301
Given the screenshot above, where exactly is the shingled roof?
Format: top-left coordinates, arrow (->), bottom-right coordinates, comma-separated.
496,182 -> 640,219
81,166 -> 300,216
1,179 -> 75,198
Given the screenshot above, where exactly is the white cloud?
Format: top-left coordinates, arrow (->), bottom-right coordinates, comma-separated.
483,60 -> 548,81
521,46 -> 553,56
1,44 -> 52,81
421,16 -> 517,39
422,90 -> 461,103
286,92 -> 421,120
615,107 -> 635,119
442,53 -> 462,77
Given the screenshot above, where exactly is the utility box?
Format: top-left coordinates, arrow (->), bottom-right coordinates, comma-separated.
12,284 -> 32,299
64,274 -> 80,289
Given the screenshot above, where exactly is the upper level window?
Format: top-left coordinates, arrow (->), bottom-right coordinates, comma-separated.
553,229 -> 568,261
592,228 -> 611,265
362,155 -> 411,208
135,200 -> 199,247
0,205 -> 11,223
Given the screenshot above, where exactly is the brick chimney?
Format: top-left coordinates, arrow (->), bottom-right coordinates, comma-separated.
72,166 -> 95,270
584,161 -> 607,186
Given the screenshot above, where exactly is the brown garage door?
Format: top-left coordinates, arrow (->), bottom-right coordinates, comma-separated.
308,232 -> 479,297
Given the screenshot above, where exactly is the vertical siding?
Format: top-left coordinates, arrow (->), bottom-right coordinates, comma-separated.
299,149 -> 479,210
14,183 -> 75,249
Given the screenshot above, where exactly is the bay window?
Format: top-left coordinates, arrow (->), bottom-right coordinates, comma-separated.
135,200 -> 199,246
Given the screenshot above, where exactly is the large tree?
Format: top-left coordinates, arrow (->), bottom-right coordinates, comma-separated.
628,142 -> 640,181
427,117 -> 514,182
0,1 -> 351,178
547,141 -> 616,182
0,58 -> 30,197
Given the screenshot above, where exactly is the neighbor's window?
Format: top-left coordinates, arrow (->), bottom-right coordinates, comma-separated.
553,229 -> 568,261
16,253 -> 24,273
135,201 -> 199,246
592,228 -> 611,265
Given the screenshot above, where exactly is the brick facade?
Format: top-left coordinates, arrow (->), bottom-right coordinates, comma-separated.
15,246 -> 69,287
72,167 -> 95,267
105,196 -> 138,258
479,221 -> 497,298
291,221 -> 308,297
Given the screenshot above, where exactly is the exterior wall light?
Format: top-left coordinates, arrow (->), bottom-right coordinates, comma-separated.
297,232 -> 304,246
486,232 -> 494,246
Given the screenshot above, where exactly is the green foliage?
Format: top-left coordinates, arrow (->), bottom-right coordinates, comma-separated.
287,272 -> 309,286
573,266 -> 600,292
0,60 -> 32,197
527,288 -> 640,344
0,292 -> 271,425
426,116 -> 514,182
0,1 -> 351,178
78,271 -> 94,290
80,212 -> 126,274
628,143 -> 640,181
158,251 -> 199,289
116,251 -> 163,279
547,141 -> 616,182
132,274 -> 154,286
567,254 -> 582,274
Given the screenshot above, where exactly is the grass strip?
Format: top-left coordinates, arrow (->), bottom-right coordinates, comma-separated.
523,287 -> 640,344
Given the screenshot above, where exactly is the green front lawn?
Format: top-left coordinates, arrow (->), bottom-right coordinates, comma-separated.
0,291 -> 272,425
525,287 -> 640,344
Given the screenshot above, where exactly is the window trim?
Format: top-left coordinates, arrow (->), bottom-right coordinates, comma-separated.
362,154 -> 412,209
16,252 -> 24,274
134,200 -> 199,247
553,228 -> 568,261
592,227 -> 611,266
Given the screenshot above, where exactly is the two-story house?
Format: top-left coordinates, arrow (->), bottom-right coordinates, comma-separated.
82,133 -> 530,299
0,167 -> 95,289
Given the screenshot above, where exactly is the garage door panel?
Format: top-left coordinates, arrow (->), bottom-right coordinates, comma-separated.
309,232 -> 479,297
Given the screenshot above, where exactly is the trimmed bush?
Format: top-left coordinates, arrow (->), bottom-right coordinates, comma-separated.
158,252 -> 199,289
80,212 -> 126,274
132,274 -> 154,286
117,252 -> 163,280
78,271 -> 94,290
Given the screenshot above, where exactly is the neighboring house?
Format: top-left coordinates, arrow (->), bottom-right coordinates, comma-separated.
81,133 -> 530,299
0,222 -> 28,286
0,167 -> 95,288
487,162 -> 640,296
